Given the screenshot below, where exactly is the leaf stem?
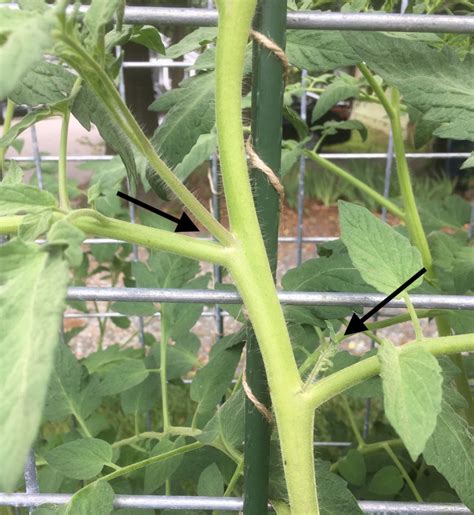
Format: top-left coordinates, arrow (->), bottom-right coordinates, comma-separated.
58,111 -> 71,211
403,293 -> 423,341
304,333 -> 474,409
0,211 -> 231,265
357,63 -> 431,271
56,33 -> 233,246
100,441 -> 203,483
304,149 -> 405,220
224,458 -> 244,496
382,442 -> 423,502
0,99 -> 15,177
342,396 -> 365,447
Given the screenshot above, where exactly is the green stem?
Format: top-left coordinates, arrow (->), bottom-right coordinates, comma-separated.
0,211 -> 231,265
58,111 -> 71,211
56,34 -> 233,246
403,293 -> 423,341
383,442 -> 423,502
304,149 -> 405,220
160,315 -> 170,432
215,2 -> 318,513
224,459 -> 244,496
111,427 -> 202,449
305,333 -> 474,409
357,63 -> 431,271
342,396 -> 365,447
99,442 -> 203,483
0,99 -> 15,177
362,310 -> 443,332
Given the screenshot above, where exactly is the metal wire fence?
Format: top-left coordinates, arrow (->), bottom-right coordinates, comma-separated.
1,4 -> 473,514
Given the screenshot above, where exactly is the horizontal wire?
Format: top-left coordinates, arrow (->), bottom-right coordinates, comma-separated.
2,4 -> 474,33
6,153 -> 471,162
66,287 -> 474,309
0,493 -> 469,513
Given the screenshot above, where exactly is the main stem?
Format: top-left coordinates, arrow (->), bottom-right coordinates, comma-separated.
215,2 -> 318,513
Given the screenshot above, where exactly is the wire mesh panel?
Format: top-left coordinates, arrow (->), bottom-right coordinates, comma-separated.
0,3 -> 473,514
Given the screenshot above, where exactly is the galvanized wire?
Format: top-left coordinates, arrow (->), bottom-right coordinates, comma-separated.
117,6 -> 474,33
0,493 -> 469,513
65,287 -> 474,310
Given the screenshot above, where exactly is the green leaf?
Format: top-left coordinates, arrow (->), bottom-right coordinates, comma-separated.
378,340 -> 442,460
97,359 -> 150,396
452,247 -> 474,294
166,27 -> 217,59
130,26 -> 165,54
0,108 -> 53,148
144,437 -> 185,494
174,132 -> 217,182
0,10 -> 54,99
339,201 -> 423,294
312,76 -> 359,121
19,210 -> 54,241
424,391 -> 474,509
1,161 -> 24,185
10,62 -> 74,106
316,120 -> 367,141
417,195 -> 471,233
47,220 -> 86,268
317,460 -> 363,514
461,152 -> 474,170
0,184 -> 57,215
45,438 -> 113,480
338,450 -> 366,487
0,240 -> 68,491
344,32 -> 474,142
73,84 -> 138,187
64,481 -> 114,515
282,253 -> 373,319
83,344 -> 142,374
191,331 -> 245,420
197,463 -> 224,497
198,390 -> 245,455
110,301 -> 157,316
43,344 -> 100,424
286,30 -> 359,73
150,72 -> 216,168
83,0 -> 122,49
368,465 -> 404,496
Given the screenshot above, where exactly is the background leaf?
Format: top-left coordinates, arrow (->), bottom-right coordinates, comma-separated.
339,201 -> 423,294
45,439 -> 113,480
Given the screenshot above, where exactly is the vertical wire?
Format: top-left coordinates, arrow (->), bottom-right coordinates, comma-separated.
469,203 -> 474,240
210,154 -> 224,339
296,69 -> 308,265
206,0 -> 224,341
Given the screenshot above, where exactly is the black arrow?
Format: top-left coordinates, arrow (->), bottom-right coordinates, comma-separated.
344,267 -> 427,336
116,191 -> 198,233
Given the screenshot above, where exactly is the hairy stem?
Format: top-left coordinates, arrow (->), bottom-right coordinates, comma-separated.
403,293 -> 423,340
0,211 -> 231,265
215,2 -> 318,512
58,111 -> 71,211
56,33 -> 233,246
0,99 -> 15,177
304,149 -> 405,220
305,333 -> 474,409
383,442 -> 423,502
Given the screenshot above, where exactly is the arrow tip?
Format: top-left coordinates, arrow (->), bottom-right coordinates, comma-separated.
175,212 -> 199,233
344,313 -> 368,336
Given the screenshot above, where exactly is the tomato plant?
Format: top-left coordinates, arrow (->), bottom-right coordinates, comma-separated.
0,1 -> 473,514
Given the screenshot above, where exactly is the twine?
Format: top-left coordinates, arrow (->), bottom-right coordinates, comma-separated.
246,137 -> 285,207
250,29 -> 290,80
242,368 -> 273,424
